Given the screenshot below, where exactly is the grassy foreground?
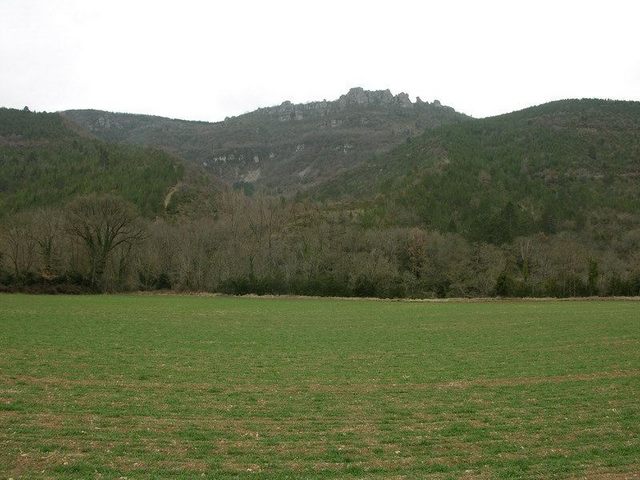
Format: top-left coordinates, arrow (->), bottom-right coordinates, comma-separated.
0,295 -> 639,479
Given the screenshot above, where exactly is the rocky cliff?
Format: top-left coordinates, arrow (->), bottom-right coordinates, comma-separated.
62,88 -> 468,193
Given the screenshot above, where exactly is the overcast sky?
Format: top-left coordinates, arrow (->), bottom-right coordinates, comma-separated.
1,0 -> 639,122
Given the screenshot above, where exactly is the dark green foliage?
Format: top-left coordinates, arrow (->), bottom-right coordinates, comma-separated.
326,99 -> 640,245
232,181 -> 255,196
495,272 -> 513,297
0,108 -> 73,140
0,108 -> 183,217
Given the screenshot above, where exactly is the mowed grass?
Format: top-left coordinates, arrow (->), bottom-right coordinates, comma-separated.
0,295 -> 639,479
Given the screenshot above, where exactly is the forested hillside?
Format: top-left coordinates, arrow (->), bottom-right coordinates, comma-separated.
323,99 -> 640,241
0,108 -> 184,217
1,99 -> 639,298
62,88 -> 468,193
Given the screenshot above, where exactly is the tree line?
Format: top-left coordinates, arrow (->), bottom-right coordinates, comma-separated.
1,192 -> 639,298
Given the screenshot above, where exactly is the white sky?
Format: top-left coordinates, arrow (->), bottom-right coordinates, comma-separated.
1,0 -> 639,122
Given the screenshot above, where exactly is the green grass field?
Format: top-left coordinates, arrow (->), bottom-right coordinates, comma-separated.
1,294 -> 639,479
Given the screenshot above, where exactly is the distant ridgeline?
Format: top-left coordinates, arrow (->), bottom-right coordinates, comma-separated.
2,94 -> 640,298
0,107 -> 184,217
317,98 -> 640,242
61,88 -> 468,194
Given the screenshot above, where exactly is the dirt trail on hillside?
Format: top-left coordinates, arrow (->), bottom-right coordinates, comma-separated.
164,182 -> 182,209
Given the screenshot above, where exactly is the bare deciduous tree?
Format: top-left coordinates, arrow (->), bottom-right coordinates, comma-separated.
1,215 -> 37,280
31,207 -> 65,279
65,195 -> 144,290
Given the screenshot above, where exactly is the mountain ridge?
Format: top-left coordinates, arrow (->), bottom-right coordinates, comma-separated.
0,107 -> 194,217
61,87 -> 469,193
320,97 -> 640,242
2,96 -> 640,297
